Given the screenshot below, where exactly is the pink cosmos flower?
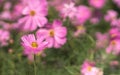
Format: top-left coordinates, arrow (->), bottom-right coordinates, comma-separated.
0,2 -> 12,20
89,0 -> 106,9
11,3 -> 24,20
96,32 -> 109,48
106,39 -> 120,55
0,21 -> 17,30
72,5 -> 92,25
18,0 -> 48,31
0,29 -> 10,46
104,10 -> 118,22
74,25 -> 86,37
113,0 -> 120,8
0,11 -> 12,20
109,28 -> 120,39
81,61 -> 103,75
37,20 -> 67,48
21,34 -> 48,60
48,0 -> 75,11
60,2 -> 77,19
106,28 -> 120,55
110,18 -> 120,27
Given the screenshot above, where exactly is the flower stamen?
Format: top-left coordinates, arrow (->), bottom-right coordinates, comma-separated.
30,10 -> 36,16
49,29 -> 54,37
31,42 -> 38,48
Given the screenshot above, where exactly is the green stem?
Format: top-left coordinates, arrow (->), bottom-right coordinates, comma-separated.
34,55 -> 37,75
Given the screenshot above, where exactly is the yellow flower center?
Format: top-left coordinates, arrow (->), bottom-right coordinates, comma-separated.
111,40 -> 116,46
31,42 -> 38,48
49,29 -> 54,37
30,10 -> 36,16
77,25 -> 84,30
87,66 -> 92,71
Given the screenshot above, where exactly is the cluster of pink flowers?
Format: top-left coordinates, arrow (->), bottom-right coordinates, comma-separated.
21,19 -> 67,59
0,0 -> 68,60
104,10 -> 118,26
81,60 -> 103,75
104,9 -> 120,55
59,2 -> 92,25
37,20 -> 67,48
106,28 -> 120,55
1,0 -> 120,74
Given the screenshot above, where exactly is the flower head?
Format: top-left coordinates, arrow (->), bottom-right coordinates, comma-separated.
18,0 -> 48,31
37,20 -> 67,48
21,34 -> 48,60
81,60 -> 103,75
72,5 -> 92,25
60,2 -> 77,19
104,10 -> 118,22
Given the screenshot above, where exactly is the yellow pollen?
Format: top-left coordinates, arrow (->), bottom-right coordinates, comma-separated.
31,42 -> 38,48
111,40 -> 116,46
77,25 -> 84,30
87,66 -> 92,71
30,10 -> 36,16
49,30 -> 54,37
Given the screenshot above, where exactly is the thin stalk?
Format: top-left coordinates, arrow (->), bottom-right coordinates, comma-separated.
33,55 -> 37,75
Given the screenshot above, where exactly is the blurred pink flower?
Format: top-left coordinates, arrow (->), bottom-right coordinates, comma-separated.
104,10 -> 118,22
3,2 -> 11,10
106,28 -> 120,55
11,3 -> 24,20
110,18 -> 120,27
106,39 -> 120,55
21,34 -> 48,60
81,61 -> 103,75
60,2 -> 77,19
96,32 -> 109,48
37,20 -> 67,48
0,21 -> 17,30
74,25 -> 86,37
0,29 -> 10,46
89,0 -> 106,9
113,0 -> 120,8
18,0 -> 48,31
48,0 -> 75,11
90,17 -> 99,24
72,5 -> 92,25
109,28 -> 120,39
110,60 -> 119,66
0,2 -> 12,20
0,11 -> 12,20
